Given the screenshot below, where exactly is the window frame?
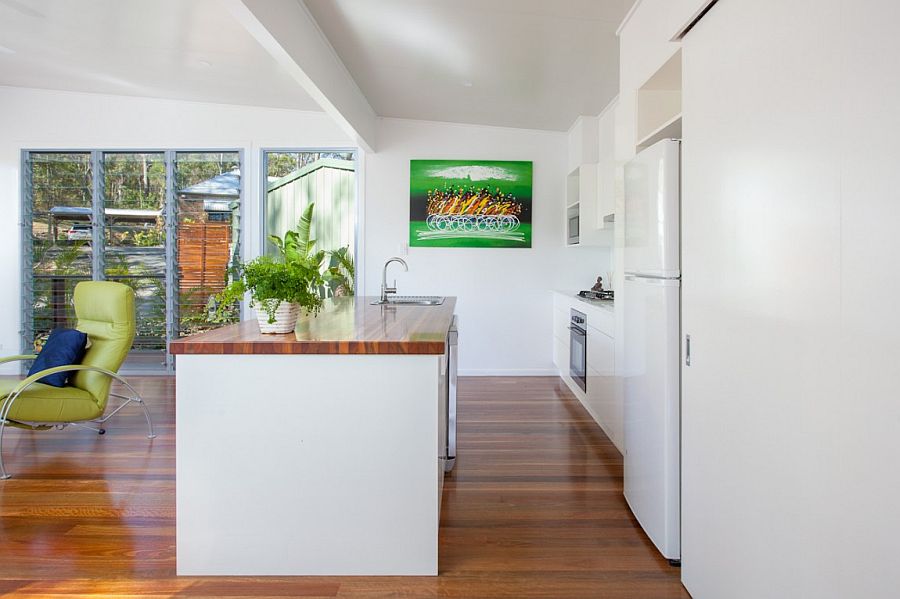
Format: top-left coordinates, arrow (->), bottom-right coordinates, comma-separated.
20,148 -> 244,373
259,147 -> 360,296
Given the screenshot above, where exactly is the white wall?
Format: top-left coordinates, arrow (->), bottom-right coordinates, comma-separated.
364,118 -> 610,375
681,0 -> 900,597
0,86 -> 352,372
0,86 -> 609,376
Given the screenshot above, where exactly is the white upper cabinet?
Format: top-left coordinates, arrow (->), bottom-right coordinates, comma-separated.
566,109 -> 617,246
636,50 -> 682,151
596,101 -> 617,228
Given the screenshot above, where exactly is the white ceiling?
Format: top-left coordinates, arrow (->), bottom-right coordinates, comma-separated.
0,0 -> 321,111
304,0 -> 631,131
0,0 -> 631,132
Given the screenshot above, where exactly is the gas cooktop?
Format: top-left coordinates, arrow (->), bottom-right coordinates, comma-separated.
577,290 -> 614,301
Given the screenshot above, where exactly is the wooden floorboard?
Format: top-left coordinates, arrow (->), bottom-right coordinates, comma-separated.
0,375 -> 689,598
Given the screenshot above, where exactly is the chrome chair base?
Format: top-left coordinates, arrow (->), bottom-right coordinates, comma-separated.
0,376 -> 156,480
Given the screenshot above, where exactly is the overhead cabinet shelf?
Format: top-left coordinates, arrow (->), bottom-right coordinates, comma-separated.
636,50 -> 682,151
637,113 -> 682,151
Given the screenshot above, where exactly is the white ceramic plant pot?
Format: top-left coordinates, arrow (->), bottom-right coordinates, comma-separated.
254,300 -> 300,334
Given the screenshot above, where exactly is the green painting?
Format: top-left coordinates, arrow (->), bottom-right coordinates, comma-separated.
409,159 -> 533,248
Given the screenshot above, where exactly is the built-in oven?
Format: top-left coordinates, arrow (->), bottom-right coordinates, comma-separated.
567,204 -> 580,245
569,309 -> 587,392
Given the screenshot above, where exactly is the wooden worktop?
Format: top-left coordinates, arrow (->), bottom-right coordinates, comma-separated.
169,296 -> 456,355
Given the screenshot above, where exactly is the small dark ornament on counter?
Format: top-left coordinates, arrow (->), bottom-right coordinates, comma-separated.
591,276 -> 604,292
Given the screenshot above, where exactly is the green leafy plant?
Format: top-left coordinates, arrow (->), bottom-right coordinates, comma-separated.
214,201 -> 356,324
325,246 -> 355,296
133,228 -> 164,247
268,203 -> 325,269
214,256 -> 324,324
215,205 -> 325,325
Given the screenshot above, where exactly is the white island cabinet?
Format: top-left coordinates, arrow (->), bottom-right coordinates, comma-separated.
552,290 -> 621,451
169,297 -> 457,576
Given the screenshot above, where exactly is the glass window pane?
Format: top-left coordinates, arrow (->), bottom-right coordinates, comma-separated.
31,276 -> 90,351
175,152 -> 241,336
102,153 -> 168,354
26,152 -> 93,350
107,275 -> 167,355
30,152 -> 92,213
264,151 -> 356,296
23,149 -> 243,369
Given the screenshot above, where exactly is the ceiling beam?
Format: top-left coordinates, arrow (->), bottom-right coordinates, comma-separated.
228,0 -> 377,152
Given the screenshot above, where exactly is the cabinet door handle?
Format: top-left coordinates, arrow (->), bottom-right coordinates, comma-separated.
685,334 -> 691,366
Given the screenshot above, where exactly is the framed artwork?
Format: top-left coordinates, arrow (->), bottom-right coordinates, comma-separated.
409,159 -> 533,248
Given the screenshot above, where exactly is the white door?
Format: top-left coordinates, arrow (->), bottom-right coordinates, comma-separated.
623,275 -> 681,559
624,139 -> 681,278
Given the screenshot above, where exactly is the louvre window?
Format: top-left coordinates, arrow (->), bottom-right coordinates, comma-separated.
21,150 -> 242,372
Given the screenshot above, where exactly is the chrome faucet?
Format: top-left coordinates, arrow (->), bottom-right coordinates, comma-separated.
380,257 -> 408,303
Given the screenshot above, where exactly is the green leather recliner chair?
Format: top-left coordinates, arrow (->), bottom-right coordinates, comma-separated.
0,281 -> 155,479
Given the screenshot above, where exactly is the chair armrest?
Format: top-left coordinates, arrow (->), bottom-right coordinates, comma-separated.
2,365 -> 130,412
0,354 -> 38,365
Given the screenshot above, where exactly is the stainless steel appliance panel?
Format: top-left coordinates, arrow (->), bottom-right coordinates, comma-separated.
444,315 -> 458,472
569,309 -> 587,392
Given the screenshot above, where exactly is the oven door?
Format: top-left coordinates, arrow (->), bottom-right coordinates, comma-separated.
569,324 -> 587,392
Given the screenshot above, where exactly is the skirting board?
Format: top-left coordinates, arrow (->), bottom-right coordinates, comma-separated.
0,366 -> 559,377
459,369 -> 559,377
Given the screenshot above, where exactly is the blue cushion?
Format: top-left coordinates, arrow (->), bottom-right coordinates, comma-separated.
27,328 -> 89,388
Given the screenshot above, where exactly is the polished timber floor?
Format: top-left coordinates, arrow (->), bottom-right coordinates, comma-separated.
0,376 -> 689,598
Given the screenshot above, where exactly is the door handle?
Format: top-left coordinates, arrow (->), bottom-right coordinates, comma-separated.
685,334 -> 691,366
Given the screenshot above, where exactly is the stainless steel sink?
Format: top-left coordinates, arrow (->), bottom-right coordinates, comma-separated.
371,296 -> 445,306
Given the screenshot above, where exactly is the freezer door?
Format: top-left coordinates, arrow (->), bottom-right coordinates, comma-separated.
624,139 -> 680,278
623,274 -> 681,560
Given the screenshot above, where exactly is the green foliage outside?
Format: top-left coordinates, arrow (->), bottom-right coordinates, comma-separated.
27,152 -> 241,351
266,151 -> 354,179
268,203 -> 325,267
267,202 -> 354,297
28,152 -> 356,346
325,246 -> 355,297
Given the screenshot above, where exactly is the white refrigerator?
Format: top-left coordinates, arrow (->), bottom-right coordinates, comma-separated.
623,138 -> 681,562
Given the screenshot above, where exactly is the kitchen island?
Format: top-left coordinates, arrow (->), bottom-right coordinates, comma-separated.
169,296 -> 456,576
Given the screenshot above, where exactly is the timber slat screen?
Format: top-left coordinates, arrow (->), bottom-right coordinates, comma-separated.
21,150 -> 242,372
176,223 -> 232,319
177,224 -> 231,293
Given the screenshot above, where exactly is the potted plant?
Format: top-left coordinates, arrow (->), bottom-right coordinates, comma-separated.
215,256 -> 324,333
215,204 -> 325,333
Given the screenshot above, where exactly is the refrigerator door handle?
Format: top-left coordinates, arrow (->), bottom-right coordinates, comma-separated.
685,334 -> 691,366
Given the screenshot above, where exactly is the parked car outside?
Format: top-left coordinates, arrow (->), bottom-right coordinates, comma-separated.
66,224 -> 92,241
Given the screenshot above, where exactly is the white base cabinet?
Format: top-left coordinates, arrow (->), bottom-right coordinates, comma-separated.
552,291 -> 622,451
176,353 -> 443,576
